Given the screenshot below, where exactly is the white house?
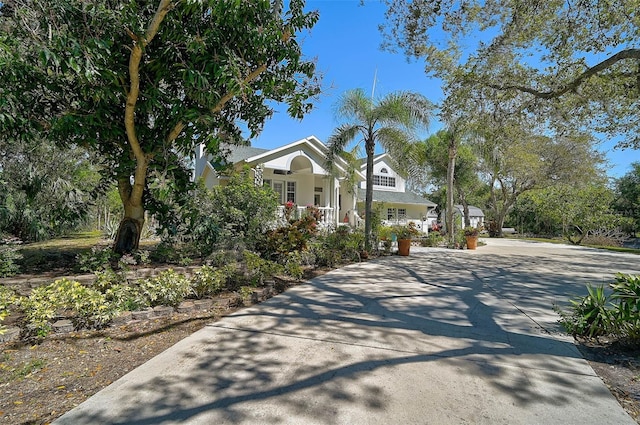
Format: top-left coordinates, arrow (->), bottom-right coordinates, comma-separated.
194,136 -> 364,227
357,153 -> 437,234
194,137 -> 437,232
441,205 -> 485,229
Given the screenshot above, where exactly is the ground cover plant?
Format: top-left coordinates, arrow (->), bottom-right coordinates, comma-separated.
557,274 -> 640,341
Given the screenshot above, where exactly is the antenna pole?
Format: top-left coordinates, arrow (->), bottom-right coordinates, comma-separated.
371,68 -> 377,99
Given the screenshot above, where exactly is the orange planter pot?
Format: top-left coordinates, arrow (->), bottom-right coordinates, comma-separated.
398,239 -> 411,256
465,235 -> 478,250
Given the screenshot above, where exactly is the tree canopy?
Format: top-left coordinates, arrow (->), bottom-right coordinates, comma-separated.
1,0 -> 321,251
382,0 -> 640,149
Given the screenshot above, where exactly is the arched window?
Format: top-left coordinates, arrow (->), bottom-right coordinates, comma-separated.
380,167 -> 388,174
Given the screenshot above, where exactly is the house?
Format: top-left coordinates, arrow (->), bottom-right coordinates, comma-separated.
194,136 -> 364,227
441,205 -> 485,229
356,153 -> 437,234
194,138 -> 437,233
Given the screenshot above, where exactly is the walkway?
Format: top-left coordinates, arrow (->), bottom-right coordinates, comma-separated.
55,239 -> 640,424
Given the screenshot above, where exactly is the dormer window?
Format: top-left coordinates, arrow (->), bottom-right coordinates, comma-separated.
373,175 -> 396,187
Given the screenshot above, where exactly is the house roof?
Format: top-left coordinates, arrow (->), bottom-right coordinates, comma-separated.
357,153 -> 388,167
204,136 -> 365,181
224,145 -> 269,164
455,205 -> 485,217
357,188 -> 436,207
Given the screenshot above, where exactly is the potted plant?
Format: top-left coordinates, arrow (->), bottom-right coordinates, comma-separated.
464,226 -> 480,250
392,223 -> 419,256
377,226 -> 394,254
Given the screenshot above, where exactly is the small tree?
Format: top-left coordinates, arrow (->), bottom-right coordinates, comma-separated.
326,89 -> 433,250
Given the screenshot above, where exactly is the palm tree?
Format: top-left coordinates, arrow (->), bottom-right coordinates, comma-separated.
326,88 -> 433,250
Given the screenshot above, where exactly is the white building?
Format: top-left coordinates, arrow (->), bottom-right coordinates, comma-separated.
195,137 -> 437,232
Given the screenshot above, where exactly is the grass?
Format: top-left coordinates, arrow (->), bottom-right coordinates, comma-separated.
16,231 -> 107,274
505,234 -> 640,255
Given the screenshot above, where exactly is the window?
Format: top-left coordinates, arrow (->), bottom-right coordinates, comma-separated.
314,194 -> 321,205
380,167 -> 388,174
398,209 -> 407,220
273,181 -> 284,203
286,181 -> 296,203
387,208 -> 396,220
263,179 -> 272,188
373,175 -> 396,187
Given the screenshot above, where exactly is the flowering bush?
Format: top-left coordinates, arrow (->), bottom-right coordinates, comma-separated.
284,201 -> 296,221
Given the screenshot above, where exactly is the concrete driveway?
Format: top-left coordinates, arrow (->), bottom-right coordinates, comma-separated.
55,239 -> 640,424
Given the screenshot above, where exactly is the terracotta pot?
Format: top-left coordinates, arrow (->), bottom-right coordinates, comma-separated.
398,239 -> 411,256
465,235 -> 478,250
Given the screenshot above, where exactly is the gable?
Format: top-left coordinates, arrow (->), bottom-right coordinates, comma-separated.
198,136 -> 364,181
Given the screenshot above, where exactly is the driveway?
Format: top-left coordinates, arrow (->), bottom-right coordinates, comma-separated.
55,239 -> 640,424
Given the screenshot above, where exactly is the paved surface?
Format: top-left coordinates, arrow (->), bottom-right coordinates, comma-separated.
55,239 -> 640,425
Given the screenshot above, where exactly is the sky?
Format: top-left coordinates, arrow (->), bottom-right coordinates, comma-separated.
254,0 -> 639,179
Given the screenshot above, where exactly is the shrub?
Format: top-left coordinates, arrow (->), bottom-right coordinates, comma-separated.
422,232 -> 444,247
20,278 -> 115,337
138,269 -> 191,307
318,227 -> 365,262
242,251 -> 284,286
610,274 -> 640,339
261,215 -> 318,261
310,242 -> 342,268
557,274 -> 640,341
283,251 -> 304,280
189,265 -> 234,299
104,284 -> 147,312
0,246 -> 22,277
557,284 -> 613,337
76,246 -> 115,272
207,249 -> 240,267
0,285 -> 18,334
93,267 -> 128,292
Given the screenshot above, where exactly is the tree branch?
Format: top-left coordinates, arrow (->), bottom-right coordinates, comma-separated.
125,0 -> 174,201
489,48 -> 640,99
211,62 -> 269,114
165,62 -> 268,144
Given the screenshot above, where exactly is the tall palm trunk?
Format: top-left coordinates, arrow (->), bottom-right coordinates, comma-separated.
446,136 -> 457,243
364,138 -> 375,251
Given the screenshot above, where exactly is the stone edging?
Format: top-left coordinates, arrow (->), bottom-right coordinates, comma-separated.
0,265 -> 203,296
0,277 -> 283,344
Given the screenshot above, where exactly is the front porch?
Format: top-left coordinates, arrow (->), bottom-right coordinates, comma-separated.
276,205 -> 336,226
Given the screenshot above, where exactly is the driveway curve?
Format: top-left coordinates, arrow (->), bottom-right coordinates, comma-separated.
55,239 -> 640,425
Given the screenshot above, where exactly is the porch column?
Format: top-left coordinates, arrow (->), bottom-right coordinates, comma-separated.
335,180 -> 340,226
351,182 -> 357,226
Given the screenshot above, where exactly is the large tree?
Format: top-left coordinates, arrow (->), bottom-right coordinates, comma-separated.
0,0 -> 321,253
325,88 -> 432,251
474,120 -> 607,236
613,162 -> 640,234
410,129 -> 482,235
382,0 -> 640,150
517,183 -> 631,245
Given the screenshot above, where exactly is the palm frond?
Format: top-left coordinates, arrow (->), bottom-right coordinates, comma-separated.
325,123 -> 361,176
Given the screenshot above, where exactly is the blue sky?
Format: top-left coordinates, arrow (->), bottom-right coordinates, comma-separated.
254,0 -> 639,178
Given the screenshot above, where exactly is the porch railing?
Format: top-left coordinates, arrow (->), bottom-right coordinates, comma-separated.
276,205 -> 335,226
381,218 -> 430,234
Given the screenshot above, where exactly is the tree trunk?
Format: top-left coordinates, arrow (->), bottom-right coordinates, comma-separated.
113,176 -> 146,254
364,139 -> 375,251
446,136 -> 457,243
461,199 -> 470,227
